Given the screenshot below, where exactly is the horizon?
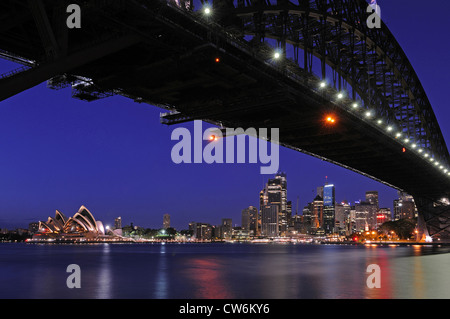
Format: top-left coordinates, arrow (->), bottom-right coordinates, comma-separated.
0,0 -> 448,232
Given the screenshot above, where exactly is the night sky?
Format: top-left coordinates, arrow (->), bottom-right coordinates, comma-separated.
0,0 -> 448,230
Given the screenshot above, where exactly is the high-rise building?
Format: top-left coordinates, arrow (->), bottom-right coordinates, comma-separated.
394,192 -> 416,220
222,218 -> 232,239
163,214 -> 170,229
190,222 -> 212,240
365,191 -> 379,210
302,204 -> 312,234
335,201 -> 351,235
266,173 -> 288,235
323,184 -> 335,234
311,195 -> 323,232
355,201 -> 378,231
114,216 -> 122,229
261,204 -> 279,237
242,206 -> 258,234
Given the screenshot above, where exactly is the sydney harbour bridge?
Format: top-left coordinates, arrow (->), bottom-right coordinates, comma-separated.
0,0 -> 449,241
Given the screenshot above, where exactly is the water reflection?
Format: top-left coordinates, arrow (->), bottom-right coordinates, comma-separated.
3,243 -> 450,299
184,257 -> 233,299
96,244 -> 112,299
154,244 -> 168,299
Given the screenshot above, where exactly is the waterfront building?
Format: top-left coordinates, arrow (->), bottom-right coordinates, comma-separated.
163,213 -> 171,229
311,195 -> 323,232
394,192 -> 416,220
323,184 -> 335,234
261,204 -> 279,237
355,201 -> 377,231
114,216 -> 122,229
241,206 -> 258,234
222,218 -> 232,239
365,191 -> 379,210
31,206 -> 123,242
335,201 -> 351,235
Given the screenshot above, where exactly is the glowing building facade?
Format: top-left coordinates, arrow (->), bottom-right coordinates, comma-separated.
32,206 -> 108,242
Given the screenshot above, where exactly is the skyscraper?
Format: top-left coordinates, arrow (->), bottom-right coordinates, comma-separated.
114,216 -> 122,229
267,172 -> 287,235
311,195 -> 323,232
365,191 -> 379,210
163,214 -> 170,229
323,184 -> 335,234
355,201 -> 378,231
394,192 -> 416,220
261,204 -> 279,237
242,206 -> 258,234
335,201 -> 351,235
222,218 -> 232,239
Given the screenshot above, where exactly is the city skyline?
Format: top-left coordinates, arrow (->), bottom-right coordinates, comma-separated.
0,1 -> 449,232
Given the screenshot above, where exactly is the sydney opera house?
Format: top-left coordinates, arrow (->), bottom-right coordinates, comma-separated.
30,205 -> 127,242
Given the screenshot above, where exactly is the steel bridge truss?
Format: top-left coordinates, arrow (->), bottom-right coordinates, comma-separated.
206,0 -> 449,167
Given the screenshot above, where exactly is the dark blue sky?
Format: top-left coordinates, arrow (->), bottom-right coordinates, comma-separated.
0,0 -> 448,230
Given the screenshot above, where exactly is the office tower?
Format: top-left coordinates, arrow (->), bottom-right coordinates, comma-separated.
355,201 -> 378,231
317,186 -> 324,198
365,191 -> 379,210
222,218 -> 232,239
311,195 -> 323,232
267,172 -> 288,235
335,201 -> 351,235
302,204 -> 312,234
190,222 -> 212,240
394,192 -> 416,220
163,214 -> 170,229
114,216 -> 122,229
261,204 -> 279,237
259,185 -> 268,235
242,206 -> 258,234
323,184 -> 335,234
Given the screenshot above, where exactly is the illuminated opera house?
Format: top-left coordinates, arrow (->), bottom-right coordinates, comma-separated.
31,205 -> 126,242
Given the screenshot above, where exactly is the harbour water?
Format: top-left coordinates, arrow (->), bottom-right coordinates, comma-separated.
1,242 -> 450,299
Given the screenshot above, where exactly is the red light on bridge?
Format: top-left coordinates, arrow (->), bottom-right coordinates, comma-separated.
215,57 -> 220,63
325,115 -> 337,124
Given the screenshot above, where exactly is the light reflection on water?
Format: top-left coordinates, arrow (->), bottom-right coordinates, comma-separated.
1,243 -> 450,299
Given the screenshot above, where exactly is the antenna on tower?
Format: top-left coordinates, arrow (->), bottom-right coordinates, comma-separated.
296,196 -> 299,215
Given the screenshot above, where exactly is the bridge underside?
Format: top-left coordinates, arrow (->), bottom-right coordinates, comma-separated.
1,1 -> 450,240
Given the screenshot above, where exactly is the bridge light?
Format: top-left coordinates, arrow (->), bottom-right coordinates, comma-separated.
365,111 -> 372,118
377,119 -> 382,124
395,132 -> 402,138
325,115 -> 336,124
204,7 -> 211,15
418,148 -> 423,153
430,157 -> 434,162
435,162 -> 440,166
404,138 -> 409,143
337,93 -> 344,99
402,147 -> 406,153
444,169 -> 448,173
440,165 -> 444,169
387,126 -> 393,132
352,103 -> 358,108
411,144 -> 416,148
424,153 -> 429,157
320,81 -> 327,88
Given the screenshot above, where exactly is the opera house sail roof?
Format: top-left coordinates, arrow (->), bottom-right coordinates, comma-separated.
32,205 -> 108,242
